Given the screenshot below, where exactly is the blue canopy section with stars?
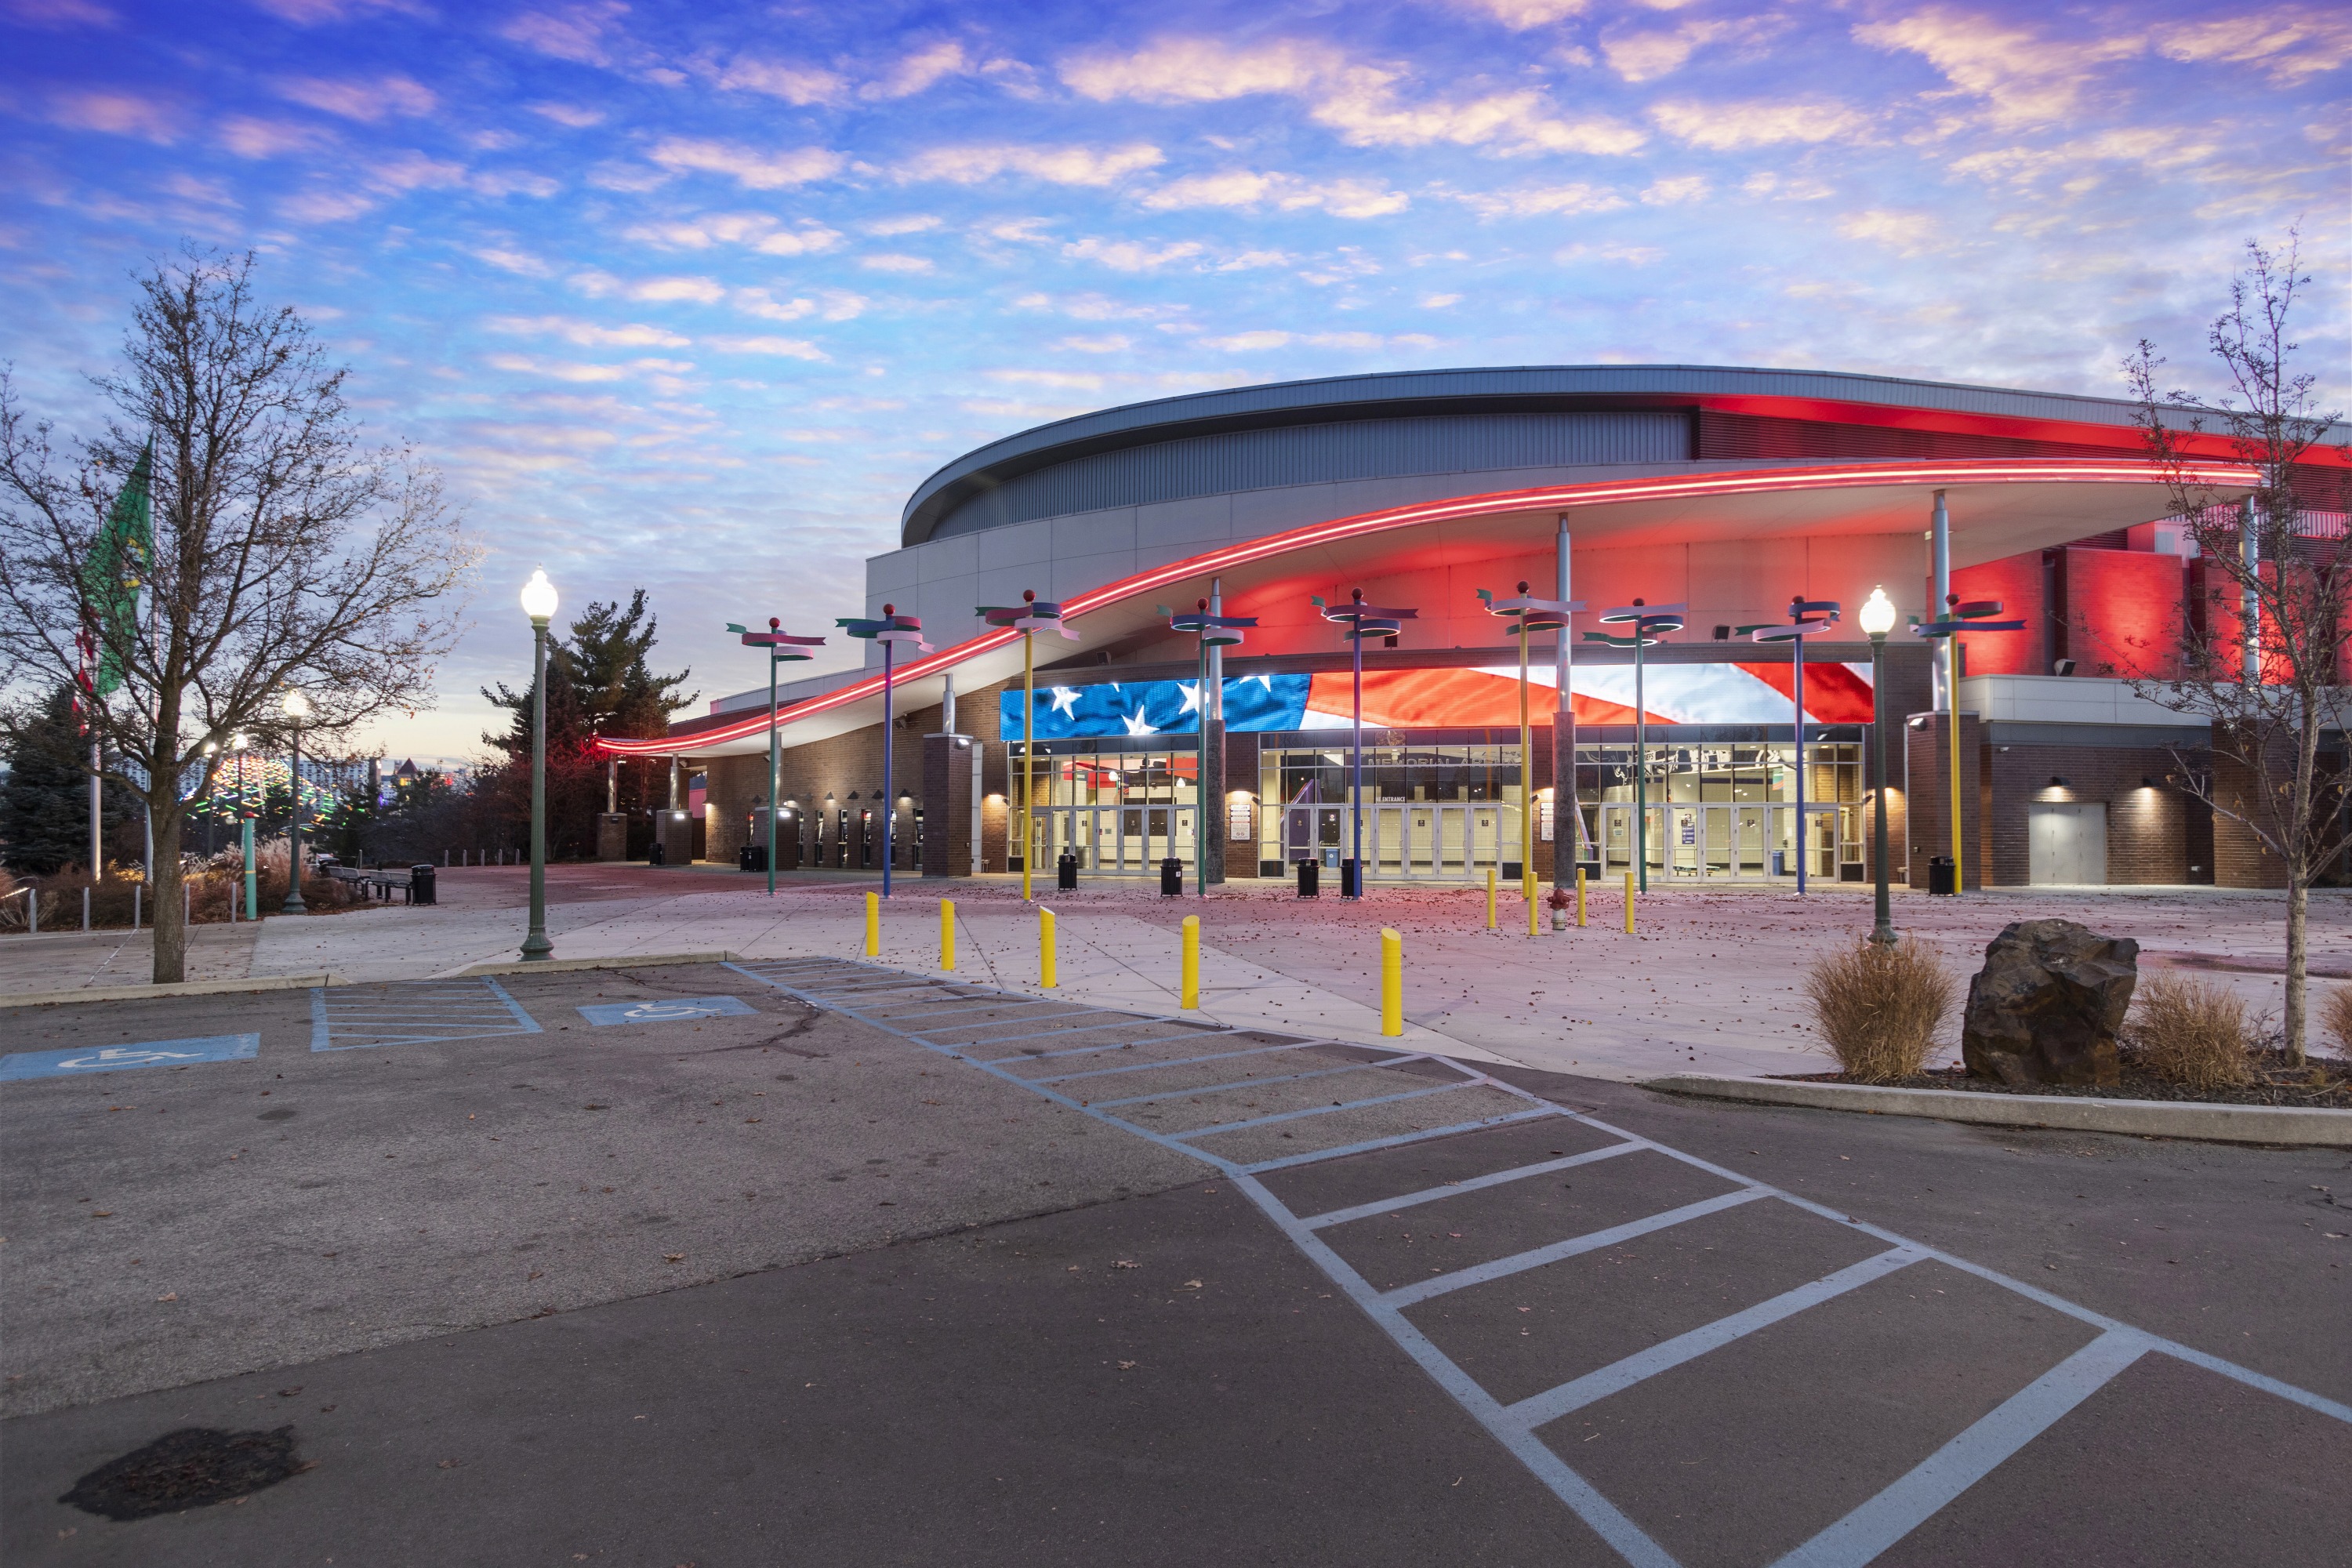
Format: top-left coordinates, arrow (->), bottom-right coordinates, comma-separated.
1001,676 -> 1312,739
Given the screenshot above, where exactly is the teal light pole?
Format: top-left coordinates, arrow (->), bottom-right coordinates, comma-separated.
1585,599 -> 1685,893
1313,590 -> 1416,900
519,568 -> 557,961
835,605 -> 930,896
234,732 -> 256,920
1167,600 -> 1255,895
729,618 -> 827,895
1744,595 -> 1842,893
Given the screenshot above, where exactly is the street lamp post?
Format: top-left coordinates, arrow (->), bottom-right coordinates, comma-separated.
1860,586 -> 1899,944
1312,590 -> 1414,899
1482,583 -> 1580,920
978,593 -> 1076,899
1169,600 -> 1256,895
729,618 -> 827,895
1585,600 -> 1685,893
279,689 -> 311,913
837,605 -> 930,897
519,568 -> 558,961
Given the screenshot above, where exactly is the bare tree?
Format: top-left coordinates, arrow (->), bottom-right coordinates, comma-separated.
0,248 -> 478,983
2124,232 -> 2352,1065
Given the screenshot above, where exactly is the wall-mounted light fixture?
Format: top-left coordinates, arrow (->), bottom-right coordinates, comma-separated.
2049,775 -> 2070,787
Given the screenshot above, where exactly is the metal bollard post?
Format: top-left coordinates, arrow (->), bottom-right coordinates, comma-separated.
184,879 -> 191,928
1040,906 -> 1058,989
1623,870 -> 1635,935
1575,865 -> 1586,927
865,891 -> 880,957
940,898 -> 956,972
1485,866 -> 1497,931
1380,927 -> 1403,1037
83,886 -> 91,931
1180,914 -> 1200,1010
132,884 -> 140,931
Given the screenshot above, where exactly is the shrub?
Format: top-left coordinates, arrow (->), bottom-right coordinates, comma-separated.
1804,939 -> 1955,1083
2128,974 -> 2252,1093
2321,985 -> 2352,1061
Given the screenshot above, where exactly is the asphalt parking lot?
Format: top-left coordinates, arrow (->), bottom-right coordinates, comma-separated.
4,959 -> 2348,1567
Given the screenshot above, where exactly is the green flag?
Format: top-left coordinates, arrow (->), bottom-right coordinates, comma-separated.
82,443 -> 152,697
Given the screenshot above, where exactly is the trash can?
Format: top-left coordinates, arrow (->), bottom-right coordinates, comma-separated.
1058,851 -> 1079,891
1928,855 -> 1956,895
1160,857 -> 1183,896
1339,858 -> 1361,898
408,863 -> 436,906
742,844 -> 768,873
648,840 -> 666,866
1296,859 -> 1319,898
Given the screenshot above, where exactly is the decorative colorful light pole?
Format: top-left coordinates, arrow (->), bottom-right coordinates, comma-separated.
234,731 -> 256,920
1312,590 -> 1415,900
1911,593 -> 2023,893
1858,586 -> 1899,943
1167,600 -> 1256,896
836,605 -> 931,898
978,592 -> 1077,901
728,617 -> 828,896
1482,583 -> 1580,915
1745,595 -> 1841,893
1586,599 -> 1686,893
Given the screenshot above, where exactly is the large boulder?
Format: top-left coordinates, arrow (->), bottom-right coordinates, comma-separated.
1962,920 -> 2138,1087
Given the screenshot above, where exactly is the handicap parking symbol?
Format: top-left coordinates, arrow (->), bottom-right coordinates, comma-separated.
575,995 -> 759,1028
0,1033 -> 262,1082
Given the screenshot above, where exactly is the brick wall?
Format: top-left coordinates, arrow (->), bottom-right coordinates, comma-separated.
1904,712 -> 1984,890
1982,744 -> 2196,886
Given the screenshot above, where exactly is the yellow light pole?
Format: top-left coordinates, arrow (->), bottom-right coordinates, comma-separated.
978,592 -> 1076,900
1911,593 -> 2021,893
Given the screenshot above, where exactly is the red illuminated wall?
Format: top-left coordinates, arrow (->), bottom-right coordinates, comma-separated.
1947,555 -> 2045,677
2063,548 -> 2185,679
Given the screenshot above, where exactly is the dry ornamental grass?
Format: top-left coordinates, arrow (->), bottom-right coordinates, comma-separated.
2322,985 -> 2352,1060
2127,973 -> 2252,1093
1804,939 -> 1955,1083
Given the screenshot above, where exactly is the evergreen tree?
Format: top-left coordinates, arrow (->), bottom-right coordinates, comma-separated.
0,682 -> 137,874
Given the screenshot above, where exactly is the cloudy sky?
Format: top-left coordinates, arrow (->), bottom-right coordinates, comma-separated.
4,0 -> 2344,763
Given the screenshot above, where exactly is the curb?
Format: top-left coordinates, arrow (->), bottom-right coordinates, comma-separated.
454,951 -> 736,978
1642,1073 -> 2352,1149
0,974 -> 342,1010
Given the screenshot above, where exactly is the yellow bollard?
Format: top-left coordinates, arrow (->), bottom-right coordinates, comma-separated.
1180,914 -> 1200,1009
1575,865 -> 1587,927
1623,870 -> 1635,935
865,891 -> 880,956
1040,906 -> 1058,988
1526,874 -> 1539,938
1485,866 -> 1497,931
940,898 -> 956,972
1380,927 -> 1403,1037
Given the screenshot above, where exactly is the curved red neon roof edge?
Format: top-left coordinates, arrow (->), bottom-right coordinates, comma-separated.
601,456 -> 2260,757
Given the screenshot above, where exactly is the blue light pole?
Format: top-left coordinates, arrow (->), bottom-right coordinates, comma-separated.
836,605 -> 930,896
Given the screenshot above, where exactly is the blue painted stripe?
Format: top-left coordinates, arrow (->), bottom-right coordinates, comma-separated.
1091,1055 -> 1427,1109
1770,1330 -> 2151,1568
310,985 -> 330,1051
1167,1080 -> 1472,1141
484,978 -> 542,1033
1302,1142 -> 1646,1230
1239,1106 -> 1563,1174
1381,1189 -> 1769,1309
1505,1248 -> 1926,1431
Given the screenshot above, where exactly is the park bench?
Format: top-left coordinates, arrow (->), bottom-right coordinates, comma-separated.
318,860 -> 438,906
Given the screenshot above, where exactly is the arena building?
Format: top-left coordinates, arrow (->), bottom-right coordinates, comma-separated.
604,365 -> 2348,891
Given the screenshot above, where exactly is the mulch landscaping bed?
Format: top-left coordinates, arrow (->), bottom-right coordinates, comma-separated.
1778,1049 -> 2352,1109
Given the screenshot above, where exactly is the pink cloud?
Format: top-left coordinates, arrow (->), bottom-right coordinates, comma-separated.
216,114 -> 335,158
275,73 -> 438,122
49,90 -> 180,142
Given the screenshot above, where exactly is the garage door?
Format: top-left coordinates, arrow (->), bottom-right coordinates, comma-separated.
2029,801 -> 2107,885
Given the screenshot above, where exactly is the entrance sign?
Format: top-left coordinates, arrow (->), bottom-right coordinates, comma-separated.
575,995 -> 760,1027
1,1033 -> 260,1081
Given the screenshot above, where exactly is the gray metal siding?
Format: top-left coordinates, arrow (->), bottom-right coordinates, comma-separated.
934,412 -> 1689,539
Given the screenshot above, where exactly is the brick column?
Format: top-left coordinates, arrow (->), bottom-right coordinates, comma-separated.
1904,711 -> 1984,890
921,732 -> 974,878
2211,721 -> 2291,888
